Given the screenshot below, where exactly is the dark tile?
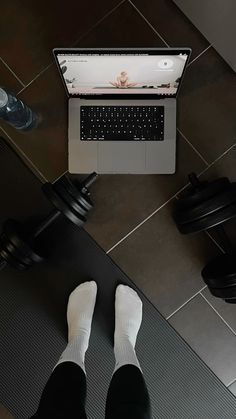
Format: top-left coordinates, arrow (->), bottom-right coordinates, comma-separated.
85,132 -> 206,250
169,294 -> 236,385
0,65 -> 68,182
108,201 -> 220,317
0,0 -> 122,84
0,60 -> 23,92
202,288 -> 236,333
200,144 -> 236,181
77,1 -> 165,47
229,381 -> 236,397
132,0 -> 209,59
0,404 -> 14,419
179,48 -> 236,163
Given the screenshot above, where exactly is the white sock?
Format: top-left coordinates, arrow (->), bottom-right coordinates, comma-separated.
114,285 -> 143,373
55,281 -> 97,373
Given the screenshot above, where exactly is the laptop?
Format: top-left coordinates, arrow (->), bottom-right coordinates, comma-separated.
53,48 -> 191,174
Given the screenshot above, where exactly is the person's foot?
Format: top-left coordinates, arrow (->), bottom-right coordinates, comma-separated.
67,281 -> 97,343
114,285 -> 143,348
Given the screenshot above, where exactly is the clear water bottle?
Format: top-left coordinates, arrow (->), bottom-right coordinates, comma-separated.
0,87 -> 38,131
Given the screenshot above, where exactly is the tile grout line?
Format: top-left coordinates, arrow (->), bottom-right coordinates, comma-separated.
53,170 -> 68,183
184,141 -> 236,218
0,56 -> 25,88
205,231 -> 225,253
17,0 -> 127,95
128,0 -> 170,47
198,143 -> 236,178
187,44 -> 212,67
106,139 -> 236,255
0,126 -> 48,182
177,128 -> 209,166
107,136 -> 234,254
173,141 -> 236,200
165,286 -> 207,320
71,0 -> 127,47
200,292 -> 236,336
227,377 -> 236,388
106,195 -> 174,253
17,63 -> 53,95
128,0 -> 212,69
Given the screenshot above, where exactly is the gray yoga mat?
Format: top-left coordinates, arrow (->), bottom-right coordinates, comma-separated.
0,138 -> 236,418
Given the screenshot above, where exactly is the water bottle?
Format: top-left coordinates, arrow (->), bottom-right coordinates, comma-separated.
0,87 -> 38,131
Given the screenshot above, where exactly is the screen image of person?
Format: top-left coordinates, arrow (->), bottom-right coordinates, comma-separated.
58,54 -> 188,95
109,71 -> 137,88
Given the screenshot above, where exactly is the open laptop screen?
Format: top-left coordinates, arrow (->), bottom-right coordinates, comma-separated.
54,48 -> 191,98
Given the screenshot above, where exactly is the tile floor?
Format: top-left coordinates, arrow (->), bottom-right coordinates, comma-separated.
0,1 -> 236,412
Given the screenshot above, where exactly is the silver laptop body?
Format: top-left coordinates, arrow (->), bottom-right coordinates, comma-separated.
53,48 -> 191,174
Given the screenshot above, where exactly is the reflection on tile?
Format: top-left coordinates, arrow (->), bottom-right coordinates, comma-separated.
85,132 -> 206,250
108,201 -> 219,317
169,294 -> 236,385
0,0 -> 122,84
179,48 -> 236,163
132,0 -> 209,58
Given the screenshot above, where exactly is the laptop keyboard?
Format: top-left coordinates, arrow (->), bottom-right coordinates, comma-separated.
80,106 -> 164,141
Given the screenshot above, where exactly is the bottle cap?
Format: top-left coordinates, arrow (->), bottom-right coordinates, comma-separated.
0,88 -> 8,108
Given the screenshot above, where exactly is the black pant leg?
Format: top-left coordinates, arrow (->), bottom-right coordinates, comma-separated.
105,365 -> 151,419
30,362 -> 87,419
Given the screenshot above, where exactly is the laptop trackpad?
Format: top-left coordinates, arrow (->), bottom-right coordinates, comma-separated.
98,142 -> 146,173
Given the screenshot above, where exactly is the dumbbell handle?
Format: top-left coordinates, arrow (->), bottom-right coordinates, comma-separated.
34,209 -> 61,238
0,172 -> 98,271
0,209 -> 61,271
214,225 -> 235,255
80,172 -> 98,193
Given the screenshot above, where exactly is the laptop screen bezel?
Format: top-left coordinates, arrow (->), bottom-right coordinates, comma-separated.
53,47 -> 191,100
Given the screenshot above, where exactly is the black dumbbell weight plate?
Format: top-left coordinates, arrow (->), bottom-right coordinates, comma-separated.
53,181 -> 87,218
202,254 -> 236,288
225,298 -> 236,304
59,176 -> 93,212
175,184 -> 236,225
0,233 -> 33,267
175,178 -> 230,211
42,183 -> 86,227
209,284 -> 236,299
3,220 -> 44,263
0,245 -> 28,270
207,274 -> 236,289
178,202 -> 236,234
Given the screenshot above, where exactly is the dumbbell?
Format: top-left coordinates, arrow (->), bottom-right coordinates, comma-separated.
173,172 -> 236,303
0,172 -> 98,270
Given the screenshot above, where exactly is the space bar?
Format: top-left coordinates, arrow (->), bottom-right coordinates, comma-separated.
103,134 -> 138,140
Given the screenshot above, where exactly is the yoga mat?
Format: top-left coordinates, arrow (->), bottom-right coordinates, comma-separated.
0,138 -> 236,418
